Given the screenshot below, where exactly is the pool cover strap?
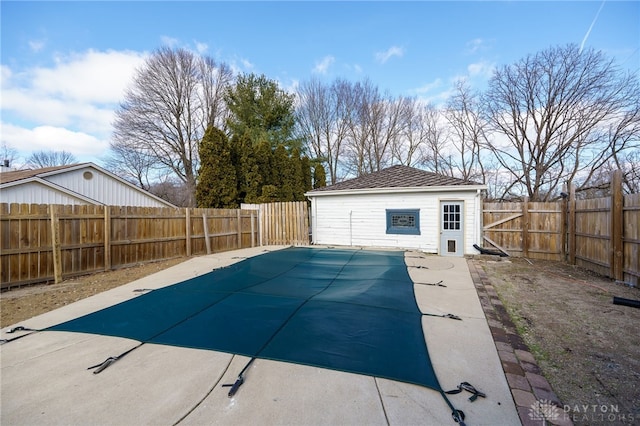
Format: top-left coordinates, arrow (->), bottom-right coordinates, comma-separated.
0,326 -> 41,345
87,343 -> 143,374
222,357 -> 256,397
445,382 -> 487,402
45,247 -> 469,423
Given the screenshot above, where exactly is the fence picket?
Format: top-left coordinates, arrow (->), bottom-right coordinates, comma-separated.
482,172 -> 638,286
1,202 -> 307,289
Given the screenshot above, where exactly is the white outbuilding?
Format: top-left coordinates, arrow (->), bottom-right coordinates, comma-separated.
305,165 -> 486,256
0,162 -> 176,208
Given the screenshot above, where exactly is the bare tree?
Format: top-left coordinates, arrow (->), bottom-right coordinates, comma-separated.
344,80 -> 380,176
367,94 -> 409,173
392,98 -> 428,167
111,47 -> 231,206
419,105 -> 451,176
200,57 -> 233,131
295,78 -> 352,184
342,79 -> 403,177
103,142 -> 157,190
483,44 -> 640,201
584,97 -> 640,194
1,142 -> 20,169
26,150 -> 77,168
444,80 -> 487,182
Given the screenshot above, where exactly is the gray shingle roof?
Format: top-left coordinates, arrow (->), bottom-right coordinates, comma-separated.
309,165 -> 481,192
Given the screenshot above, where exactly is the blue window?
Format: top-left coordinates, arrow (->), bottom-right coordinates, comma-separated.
386,209 -> 420,235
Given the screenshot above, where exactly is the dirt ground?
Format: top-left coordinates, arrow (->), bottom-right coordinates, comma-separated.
478,257 -> 640,425
0,258 -> 187,327
2,254 -> 639,424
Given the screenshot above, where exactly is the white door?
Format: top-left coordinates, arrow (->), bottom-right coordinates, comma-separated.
440,201 -> 463,256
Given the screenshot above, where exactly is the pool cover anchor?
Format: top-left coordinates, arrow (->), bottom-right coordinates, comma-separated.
452,409 -> 466,425
445,382 -> 486,402
423,312 -> 462,321
0,326 -> 40,345
222,357 -> 256,398
415,280 -> 447,287
87,344 -> 143,374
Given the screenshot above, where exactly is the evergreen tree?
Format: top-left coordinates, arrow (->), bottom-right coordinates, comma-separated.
272,144 -> 295,201
231,133 -> 262,204
254,138 -> 274,200
196,126 -> 238,208
313,163 -> 327,189
289,148 -> 306,201
258,185 -> 279,203
301,156 -> 313,194
225,73 -> 300,151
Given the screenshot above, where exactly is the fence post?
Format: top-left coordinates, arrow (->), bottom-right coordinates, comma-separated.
50,205 -> 62,284
250,210 -> 255,248
104,206 -> 111,271
259,204 -> 264,246
185,208 -> 191,257
568,184 -> 576,265
611,170 -> 624,281
561,188 -> 568,261
522,197 -> 530,258
202,211 -> 211,254
237,209 -> 242,248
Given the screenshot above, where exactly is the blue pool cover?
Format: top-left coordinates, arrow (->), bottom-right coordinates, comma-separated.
47,247 -> 451,402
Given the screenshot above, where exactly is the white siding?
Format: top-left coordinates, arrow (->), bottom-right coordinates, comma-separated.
310,190 -> 482,255
44,166 -> 170,207
0,182 -> 88,205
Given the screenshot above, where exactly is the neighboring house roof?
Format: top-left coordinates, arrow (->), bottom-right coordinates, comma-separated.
0,162 -> 177,207
306,165 -> 485,196
0,164 -> 75,185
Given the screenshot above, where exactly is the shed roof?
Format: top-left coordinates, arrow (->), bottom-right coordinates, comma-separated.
308,165 -> 483,194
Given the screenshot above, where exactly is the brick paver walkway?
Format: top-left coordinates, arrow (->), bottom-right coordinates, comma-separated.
467,258 -> 573,426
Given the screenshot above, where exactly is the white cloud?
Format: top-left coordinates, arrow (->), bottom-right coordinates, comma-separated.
465,38 -> 485,54
283,79 -> 299,94
229,57 -> 254,75
27,49 -> 146,103
1,122 -> 109,159
194,41 -> 208,55
29,40 -> 45,53
160,36 -> 179,47
467,60 -> 495,79
375,46 -> 404,64
1,65 -> 12,86
414,78 -> 443,95
313,55 -> 335,74
411,78 -> 453,106
0,49 -> 146,161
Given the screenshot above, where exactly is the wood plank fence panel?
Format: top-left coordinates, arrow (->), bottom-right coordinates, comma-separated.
259,202 -> 309,246
482,171 -> 638,286
574,197 -> 611,277
482,201 -> 562,260
1,202 -> 282,289
623,193 -> 640,287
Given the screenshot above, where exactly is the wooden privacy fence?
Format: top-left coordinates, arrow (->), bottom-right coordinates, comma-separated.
256,201 -> 309,246
482,171 -> 640,287
483,200 -> 563,261
0,202 -> 309,289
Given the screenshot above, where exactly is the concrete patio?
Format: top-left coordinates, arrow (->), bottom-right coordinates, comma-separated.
1,245 -> 520,425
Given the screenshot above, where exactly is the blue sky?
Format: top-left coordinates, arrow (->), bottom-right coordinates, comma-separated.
1,1 -> 639,166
